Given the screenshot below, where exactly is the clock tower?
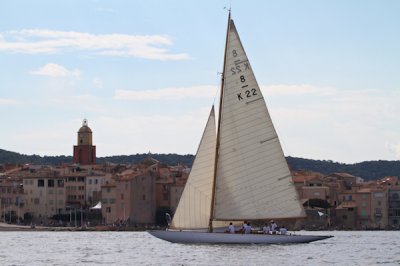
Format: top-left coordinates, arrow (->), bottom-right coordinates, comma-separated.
73,119 -> 96,165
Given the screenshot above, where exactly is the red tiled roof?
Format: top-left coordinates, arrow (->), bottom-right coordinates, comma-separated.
336,201 -> 357,210
292,174 -> 320,183
329,173 -> 356,178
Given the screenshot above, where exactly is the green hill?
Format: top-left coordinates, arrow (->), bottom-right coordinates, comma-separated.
0,148 -> 193,168
286,156 -> 400,181
0,149 -> 72,165
1,148 -> 399,181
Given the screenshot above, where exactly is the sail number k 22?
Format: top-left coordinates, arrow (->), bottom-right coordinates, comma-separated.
237,75 -> 257,101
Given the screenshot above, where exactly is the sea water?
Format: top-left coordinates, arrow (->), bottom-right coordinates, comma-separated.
0,231 -> 399,265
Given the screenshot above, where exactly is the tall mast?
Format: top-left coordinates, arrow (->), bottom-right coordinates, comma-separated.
208,10 -> 231,232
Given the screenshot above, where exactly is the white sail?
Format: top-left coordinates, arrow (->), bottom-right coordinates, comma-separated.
170,107 -> 217,229
214,20 -> 306,220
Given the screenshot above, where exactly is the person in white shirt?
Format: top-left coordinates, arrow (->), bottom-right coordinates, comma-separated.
241,221 -> 247,233
244,222 -> 252,234
262,223 -> 270,234
228,222 -> 235,234
271,220 -> 277,234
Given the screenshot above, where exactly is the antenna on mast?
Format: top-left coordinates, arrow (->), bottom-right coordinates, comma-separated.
223,0 -> 232,13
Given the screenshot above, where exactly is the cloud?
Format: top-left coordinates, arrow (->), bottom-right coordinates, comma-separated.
94,110 -> 211,156
6,110 -> 211,156
261,84 -> 337,96
0,29 -> 190,61
112,84 -> 334,102
115,85 -> 218,101
386,142 -> 400,159
92,77 -> 103,88
259,84 -> 400,162
31,63 -> 81,78
0,98 -> 19,105
48,94 -> 109,114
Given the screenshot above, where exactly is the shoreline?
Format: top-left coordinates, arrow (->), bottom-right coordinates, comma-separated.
1,223 -> 397,232
0,222 -> 159,232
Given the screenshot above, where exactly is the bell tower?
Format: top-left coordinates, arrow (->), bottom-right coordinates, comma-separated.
73,119 -> 96,165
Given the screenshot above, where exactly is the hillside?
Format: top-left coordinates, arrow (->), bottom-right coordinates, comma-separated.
286,156 -> 400,181
0,149 -> 72,165
0,149 -> 194,168
1,148 -> 399,181
96,153 -> 195,166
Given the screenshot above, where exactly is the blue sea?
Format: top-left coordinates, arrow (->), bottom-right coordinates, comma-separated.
0,231 -> 399,265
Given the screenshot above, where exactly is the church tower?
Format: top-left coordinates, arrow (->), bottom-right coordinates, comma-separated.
73,119 -> 96,165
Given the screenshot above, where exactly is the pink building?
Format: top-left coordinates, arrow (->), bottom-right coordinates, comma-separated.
0,176 -> 24,223
101,165 -> 157,226
337,187 -> 388,229
101,183 -> 116,224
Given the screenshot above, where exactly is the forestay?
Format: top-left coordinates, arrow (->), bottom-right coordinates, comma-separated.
214,20 -> 306,220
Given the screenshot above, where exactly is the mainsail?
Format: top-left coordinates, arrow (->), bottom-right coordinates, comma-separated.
170,107 -> 217,229
213,19 -> 306,220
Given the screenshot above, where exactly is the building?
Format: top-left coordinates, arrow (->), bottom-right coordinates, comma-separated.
370,189 -> 388,229
130,173 -> 156,224
114,174 -> 132,222
73,119 -> 96,165
101,183 -> 116,224
337,187 -> 388,229
388,187 -> 400,229
65,174 -> 86,208
21,168 -> 66,223
86,173 -> 108,206
292,171 -> 392,229
381,176 -> 400,228
0,175 -> 24,223
292,171 -> 331,229
335,200 -> 358,229
97,161 -> 187,226
111,169 -> 140,223
100,168 -> 155,225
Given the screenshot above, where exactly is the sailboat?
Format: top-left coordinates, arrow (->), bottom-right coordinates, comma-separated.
149,13 -> 333,244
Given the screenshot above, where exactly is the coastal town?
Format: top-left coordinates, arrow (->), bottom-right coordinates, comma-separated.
1,119 -> 399,231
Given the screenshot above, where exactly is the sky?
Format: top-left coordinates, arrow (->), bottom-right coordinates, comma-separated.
0,0 -> 399,163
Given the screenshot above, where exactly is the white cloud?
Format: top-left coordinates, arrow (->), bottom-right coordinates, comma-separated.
6,110 -> 211,157
31,63 -> 81,78
0,29 -> 190,61
0,98 -> 18,105
9,119 -> 81,156
261,84 -> 337,96
111,83 -> 400,161
386,142 -> 400,159
260,84 -> 400,162
4,80 -> 400,163
115,85 -> 218,101
48,94 -> 109,114
114,84 -> 336,102
94,110 -> 210,156
92,77 -> 103,88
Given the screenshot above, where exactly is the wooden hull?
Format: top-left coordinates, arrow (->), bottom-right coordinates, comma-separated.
148,230 -> 333,244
